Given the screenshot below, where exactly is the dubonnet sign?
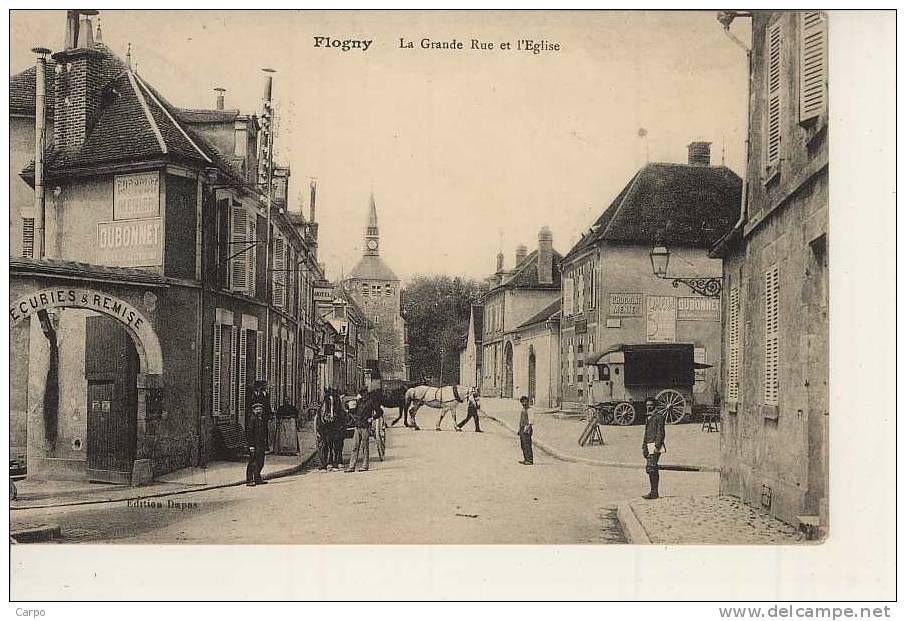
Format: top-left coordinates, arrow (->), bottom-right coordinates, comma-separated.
97,218 -> 162,267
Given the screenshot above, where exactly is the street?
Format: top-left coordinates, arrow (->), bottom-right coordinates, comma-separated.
13,416 -> 640,544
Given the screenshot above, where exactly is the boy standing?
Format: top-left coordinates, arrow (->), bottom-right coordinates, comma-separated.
518,396 -> 533,465
642,397 -> 666,499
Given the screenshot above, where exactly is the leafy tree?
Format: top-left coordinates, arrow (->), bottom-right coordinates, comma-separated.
401,275 -> 487,385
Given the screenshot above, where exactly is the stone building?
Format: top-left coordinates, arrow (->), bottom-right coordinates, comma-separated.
480,228 -> 562,400
507,301 -> 561,409
8,11 -> 320,484
559,145 -> 741,414
710,10 -> 828,534
343,194 -> 408,381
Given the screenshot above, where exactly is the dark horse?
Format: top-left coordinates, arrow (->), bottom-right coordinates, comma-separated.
374,383 -> 412,428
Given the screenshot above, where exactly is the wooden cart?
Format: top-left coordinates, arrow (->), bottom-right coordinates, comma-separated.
586,343 -> 710,426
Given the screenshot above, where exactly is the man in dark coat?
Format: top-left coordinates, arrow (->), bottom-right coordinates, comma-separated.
642,397 -> 666,499
345,388 -> 375,472
246,402 -> 269,486
248,380 -> 273,452
456,388 -> 483,432
517,396 -> 534,465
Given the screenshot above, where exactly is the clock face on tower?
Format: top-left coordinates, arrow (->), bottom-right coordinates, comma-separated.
367,239 -> 378,250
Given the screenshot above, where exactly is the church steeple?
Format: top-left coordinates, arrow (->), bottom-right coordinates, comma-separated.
364,192 -> 379,256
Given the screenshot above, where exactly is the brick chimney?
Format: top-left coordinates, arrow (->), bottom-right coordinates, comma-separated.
537,226 -> 553,285
687,141 -> 711,167
214,87 -> 226,111
52,11 -> 103,153
515,244 -> 527,266
496,251 -> 504,273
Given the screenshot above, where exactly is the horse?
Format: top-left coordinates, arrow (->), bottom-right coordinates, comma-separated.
404,384 -> 472,431
377,384 -> 412,428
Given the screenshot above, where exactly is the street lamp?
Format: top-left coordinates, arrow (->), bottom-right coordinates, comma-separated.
649,246 -> 722,298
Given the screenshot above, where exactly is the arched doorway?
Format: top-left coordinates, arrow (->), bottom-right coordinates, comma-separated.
527,347 -> 537,405
504,341 -> 514,398
9,286 -> 163,485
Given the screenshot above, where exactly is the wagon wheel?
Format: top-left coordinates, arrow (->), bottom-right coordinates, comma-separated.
612,402 -> 636,426
655,389 -> 687,424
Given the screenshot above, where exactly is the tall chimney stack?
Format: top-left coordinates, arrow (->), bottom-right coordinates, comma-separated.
53,10 -> 103,153
32,47 -> 52,260
537,226 -> 553,285
309,179 -> 317,222
515,244 -> 527,266
496,251 -> 504,273
687,141 -> 712,167
214,87 -> 226,111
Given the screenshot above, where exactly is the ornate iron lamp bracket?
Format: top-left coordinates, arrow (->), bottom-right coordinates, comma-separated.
669,277 -> 722,298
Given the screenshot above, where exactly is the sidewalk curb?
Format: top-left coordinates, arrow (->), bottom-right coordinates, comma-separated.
10,448 -> 319,512
10,524 -> 62,543
615,502 -> 652,544
482,410 -> 718,472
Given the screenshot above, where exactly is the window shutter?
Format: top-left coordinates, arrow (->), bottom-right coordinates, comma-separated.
577,273 -> 585,310
255,330 -> 264,381
22,218 -> 35,258
799,11 -> 827,122
217,199 -> 230,289
765,21 -> 783,170
238,328 -> 247,420
287,336 -> 294,404
270,333 -> 278,409
247,218 -> 257,297
230,206 -> 248,292
229,326 -> 238,417
212,323 -> 222,417
763,266 -> 780,405
563,278 -> 574,316
273,236 -> 286,308
727,286 -> 741,402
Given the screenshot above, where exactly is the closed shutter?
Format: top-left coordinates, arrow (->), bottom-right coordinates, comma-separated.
765,21 -> 783,170
799,11 -> 827,122
230,206 -> 248,292
238,329 -> 248,419
212,323 -> 222,417
577,273 -> 585,311
563,278 -> 574,316
22,218 -> 35,258
270,333 -> 278,409
247,218 -> 257,297
763,266 -> 780,405
287,336 -> 294,404
727,286 -> 741,402
255,331 -> 264,381
217,199 -> 230,289
229,326 -> 238,417
273,236 -> 286,308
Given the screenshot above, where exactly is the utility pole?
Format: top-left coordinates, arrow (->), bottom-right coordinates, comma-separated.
32,46 -> 51,259
261,68 -> 276,405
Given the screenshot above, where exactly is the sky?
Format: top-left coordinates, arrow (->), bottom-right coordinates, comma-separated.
10,10 -> 750,282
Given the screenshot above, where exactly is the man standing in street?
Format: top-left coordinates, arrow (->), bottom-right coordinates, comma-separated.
642,396 -> 666,499
518,395 -> 533,465
346,388 -> 374,472
246,403 -> 269,486
248,380 -> 273,452
456,388 -> 483,432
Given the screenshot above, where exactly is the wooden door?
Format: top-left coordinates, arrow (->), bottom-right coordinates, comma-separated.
85,316 -> 138,484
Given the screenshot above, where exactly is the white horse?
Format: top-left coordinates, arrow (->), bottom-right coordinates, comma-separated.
404,385 -> 472,431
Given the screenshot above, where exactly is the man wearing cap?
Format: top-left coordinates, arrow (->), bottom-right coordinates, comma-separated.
246,402 -> 269,486
641,396 -> 666,499
517,396 -> 534,465
346,388 -> 375,472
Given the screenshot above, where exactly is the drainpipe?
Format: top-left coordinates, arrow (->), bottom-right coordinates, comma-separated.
716,13 -> 753,246
32,47 -> 51,260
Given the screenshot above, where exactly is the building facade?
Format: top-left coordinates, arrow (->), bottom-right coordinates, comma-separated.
559,145 -> 741,414
9,11 -> 320,484
508,302 -> 561,408
711,10 -> 828,533
343,194 -> 408,381
480,228 -> 561,400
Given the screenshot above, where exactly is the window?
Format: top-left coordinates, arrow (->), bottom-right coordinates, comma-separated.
577,272 -> 585,311
362,283 -> 369,297
385,283 -> 392,297
727,286 -> 741,402
563,277 -> 574,316
272,235 -> 286,308
567,345 -> 575,386
799,11 -> 827,122
589,265 -> 597,309
229,203 -> 257,295
764,265 -> 780,405
212,321 -> 235,419
764,20 -> 784,172
238,328 -> 248,420
22,218 -> 34,258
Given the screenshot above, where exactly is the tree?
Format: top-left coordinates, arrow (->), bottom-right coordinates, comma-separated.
401,275 -> 487,385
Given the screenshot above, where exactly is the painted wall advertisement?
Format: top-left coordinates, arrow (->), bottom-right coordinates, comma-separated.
677,296 -> 721,321
646,295 -> 676,343
609,292 -> 643,317
114,171 -> 160,220
96,218 -> 163,267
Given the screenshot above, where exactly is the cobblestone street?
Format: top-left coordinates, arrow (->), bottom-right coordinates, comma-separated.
628,495 -> 804,544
